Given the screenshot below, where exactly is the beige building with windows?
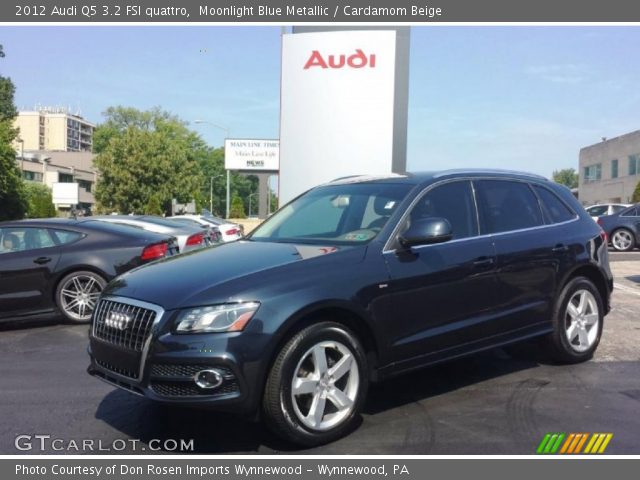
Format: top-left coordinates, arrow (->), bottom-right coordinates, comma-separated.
16,150 -> 98,213
14,107 -> 94,152
578,129 -> 640,205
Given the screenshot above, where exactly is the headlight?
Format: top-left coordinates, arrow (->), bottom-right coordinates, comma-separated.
175,302 -> 260,333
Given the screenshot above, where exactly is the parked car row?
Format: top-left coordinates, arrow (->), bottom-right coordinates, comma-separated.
93,215 -> 213,253
0,214 -> 243,324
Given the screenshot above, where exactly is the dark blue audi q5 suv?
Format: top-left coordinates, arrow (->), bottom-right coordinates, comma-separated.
88,170 -> 613,446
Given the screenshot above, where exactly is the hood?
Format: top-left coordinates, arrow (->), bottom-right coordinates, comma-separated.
103,240 -> 360,309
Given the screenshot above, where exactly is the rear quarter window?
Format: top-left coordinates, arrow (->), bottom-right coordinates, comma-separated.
51,229 -> 84,245
532,185 -> 576,224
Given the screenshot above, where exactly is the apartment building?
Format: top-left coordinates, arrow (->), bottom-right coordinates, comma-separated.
14,107 -> 94,152
578,130 -> 640,205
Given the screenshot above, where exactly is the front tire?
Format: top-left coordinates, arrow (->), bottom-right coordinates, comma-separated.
611,228 -> 635,251
543,276 -> 603,363
262,322 -> 368,446
55,271 -> 106,323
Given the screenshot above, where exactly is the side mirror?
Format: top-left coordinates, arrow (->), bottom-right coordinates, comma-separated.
398,217 -> 453,248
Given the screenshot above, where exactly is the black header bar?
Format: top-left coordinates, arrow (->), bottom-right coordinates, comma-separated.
5,0 -> 640,23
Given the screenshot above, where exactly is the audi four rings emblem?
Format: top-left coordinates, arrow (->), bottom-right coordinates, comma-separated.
104,311 -> 132,330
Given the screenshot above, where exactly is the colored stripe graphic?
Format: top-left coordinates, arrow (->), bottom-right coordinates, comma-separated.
550,433 -> 565,453
585,433 -> 614,454
560,433 -> 576,454
536,433 -> 565,454
538,433 -> 613,454
536,434 -> 552,454
574,433 -> 589,453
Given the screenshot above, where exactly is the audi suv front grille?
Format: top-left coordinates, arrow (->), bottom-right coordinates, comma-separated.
92,298 -> 157,352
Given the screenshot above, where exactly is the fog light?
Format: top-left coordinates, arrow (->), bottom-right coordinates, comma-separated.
193,369 -> 223,390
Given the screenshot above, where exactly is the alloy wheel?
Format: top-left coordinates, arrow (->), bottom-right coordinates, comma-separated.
59,274 -> 103,321
564,289 -> 599,353
612,229 -> 633,251
290,340 -> 360,431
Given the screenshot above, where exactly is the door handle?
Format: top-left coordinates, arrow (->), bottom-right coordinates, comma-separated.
33,257 -> 52,265
473,257 -> 495,267
552,244 -> 569,253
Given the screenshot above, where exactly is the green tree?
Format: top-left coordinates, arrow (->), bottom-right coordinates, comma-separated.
229,194 -> 246,218
552,168 -> 579,189
632,180 -> 640,203
93,106 -> 203,215
23,183 -> 56,218
197,147 -> 227,216
269,190 -> 279,213
0,44 -> 27,221
144,194 -> 163,215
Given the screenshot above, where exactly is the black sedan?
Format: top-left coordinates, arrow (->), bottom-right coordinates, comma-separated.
0,218 -> 178,323
597,203 -> 640,251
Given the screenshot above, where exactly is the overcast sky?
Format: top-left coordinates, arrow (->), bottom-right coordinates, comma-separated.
2,26 -> 640,178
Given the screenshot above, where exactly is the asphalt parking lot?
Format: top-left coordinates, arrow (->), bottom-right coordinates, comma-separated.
1,251 -> 638,455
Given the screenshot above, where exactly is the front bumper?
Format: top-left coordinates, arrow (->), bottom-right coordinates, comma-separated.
87,297 -> 271,413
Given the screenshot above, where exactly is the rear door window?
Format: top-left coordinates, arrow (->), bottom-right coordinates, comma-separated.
0,227 -> 55,254
475,180 -> 544,234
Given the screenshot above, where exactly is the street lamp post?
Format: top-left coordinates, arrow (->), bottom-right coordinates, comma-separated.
195,120 -> 231,219
209,174 -> 223,214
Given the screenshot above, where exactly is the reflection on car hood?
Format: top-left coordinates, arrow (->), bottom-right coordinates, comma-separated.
103,240 -> 350,309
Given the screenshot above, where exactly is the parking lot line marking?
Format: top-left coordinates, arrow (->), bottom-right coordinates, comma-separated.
614,283 -> 640,296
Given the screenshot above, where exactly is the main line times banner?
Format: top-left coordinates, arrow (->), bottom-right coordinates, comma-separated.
4,0 -> 640,22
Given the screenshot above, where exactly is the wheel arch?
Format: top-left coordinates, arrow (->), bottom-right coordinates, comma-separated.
559,264 -> 611,314
275,303 -> 380,376
252,302 -> 381,418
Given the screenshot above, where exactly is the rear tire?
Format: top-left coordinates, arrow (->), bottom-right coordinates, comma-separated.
611,228 -> 635,252
55,271 -> 106,324
543,276 -> 603,363
262,322 -> 368,446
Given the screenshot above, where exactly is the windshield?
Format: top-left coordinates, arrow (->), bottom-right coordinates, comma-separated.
249,182 -> 412,245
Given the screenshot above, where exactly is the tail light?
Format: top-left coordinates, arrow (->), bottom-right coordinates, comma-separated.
225,228 -> 240,236
596,219 -> 608,242
141,242 -> 168,261
186,233 -> 205,246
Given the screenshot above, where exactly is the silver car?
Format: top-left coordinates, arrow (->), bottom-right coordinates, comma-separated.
165,216 -> 222,244
93,215 -> 209,253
